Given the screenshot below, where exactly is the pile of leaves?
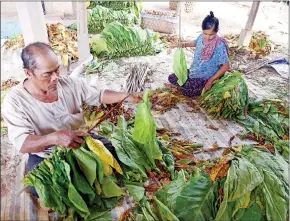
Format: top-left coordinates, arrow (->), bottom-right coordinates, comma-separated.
89,0 -> 139,12
82,103 -> 134,129
69,6 -> 137,34
90,21 -> 164,59
47,23 -> 78,66
248,31 -> 274,59
3,35 -> 24,50
200,71 -> 248,119
22,138 -> 124,220
4,23 -> 78,67
124,145 -> 289,221
237,99 -> 289,144
149,87 -> 189,114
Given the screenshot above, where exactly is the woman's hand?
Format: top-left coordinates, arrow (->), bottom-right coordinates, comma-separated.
204,79 -> 214,92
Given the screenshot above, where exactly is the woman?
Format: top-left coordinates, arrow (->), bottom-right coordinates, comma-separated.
169,11 -> 230,97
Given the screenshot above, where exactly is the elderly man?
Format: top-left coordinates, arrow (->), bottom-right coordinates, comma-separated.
2,42 -> 140,197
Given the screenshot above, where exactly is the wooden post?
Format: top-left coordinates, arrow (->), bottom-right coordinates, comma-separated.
16,2 -> 48,45
239,1 -> 260,47
77,1 -> 90,63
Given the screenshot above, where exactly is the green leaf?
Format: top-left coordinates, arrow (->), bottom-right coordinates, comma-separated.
153,196 -> 180,221
100,176 -> 125,198
173,48 -> 188,86
156,170 -> 186,211
125,181 -> 145,202
66,150 -> 95,202
175,170 -> 218,221
216,157 -> 263,221
73,147 -> 97,186
87,208 -> 114,221
239,203 -> 263,221
68,183 -> 90,217
133,90 -> 162,161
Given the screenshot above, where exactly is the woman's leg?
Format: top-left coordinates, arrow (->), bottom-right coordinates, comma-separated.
168,74 -> 179,86
181,78 -> 207,97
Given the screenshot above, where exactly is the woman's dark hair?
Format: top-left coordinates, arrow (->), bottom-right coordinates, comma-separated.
202,11 -> 219,32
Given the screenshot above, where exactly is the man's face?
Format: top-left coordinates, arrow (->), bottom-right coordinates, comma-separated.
27,52 -> 60,92
203,27 -> 217,41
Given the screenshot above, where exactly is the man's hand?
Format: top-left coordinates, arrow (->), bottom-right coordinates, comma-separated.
54,130 -> 90,149
204,79 -> 214,92
126,92 -> 143,104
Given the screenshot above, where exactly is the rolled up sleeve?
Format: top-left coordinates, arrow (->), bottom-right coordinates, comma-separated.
2,96 -> 35,151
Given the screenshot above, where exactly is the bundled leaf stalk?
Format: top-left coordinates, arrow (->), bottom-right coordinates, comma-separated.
90,22 -> 164,59
200,71 -> 248,119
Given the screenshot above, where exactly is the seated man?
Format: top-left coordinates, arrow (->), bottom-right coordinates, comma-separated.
2,42 -> 141,197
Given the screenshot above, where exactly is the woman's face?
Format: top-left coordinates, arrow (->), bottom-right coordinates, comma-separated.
203,27 -> 217,41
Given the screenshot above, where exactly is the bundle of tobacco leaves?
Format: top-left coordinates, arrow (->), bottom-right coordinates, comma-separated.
123,144 -> 289,221
22,141 -> 124,220
199,71 -> 248,119
237,98 -> 289,144
248,31 -> 274,59
69,6 -> 137,34
90,22 -> 164,59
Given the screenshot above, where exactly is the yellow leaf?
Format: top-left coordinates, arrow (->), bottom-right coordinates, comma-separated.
223,91 -> 231,99
232,192 -> 251,217
102,163 -> 113,176
85,136 -> 123,175
62,54 -> 69,66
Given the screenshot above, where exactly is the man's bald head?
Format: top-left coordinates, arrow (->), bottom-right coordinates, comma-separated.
21,42 -> 57,72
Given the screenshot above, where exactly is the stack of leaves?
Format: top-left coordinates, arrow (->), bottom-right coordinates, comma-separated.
90,21 -> 164,59
173,48 -> 188,86
4,23 -> 78,67
150,87 -> 189,114
200,71 -> 248,119
237,98 -> 289,144
22,139 -> 124,220
89,0 -> 136,11
89,0 -> 142,23
129,145 -> 288,221
248,31 -> 274,59
69,6 -> 137,34
82,103 -> 133,129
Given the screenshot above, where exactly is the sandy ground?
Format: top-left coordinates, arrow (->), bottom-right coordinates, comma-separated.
1,1 -> 289,216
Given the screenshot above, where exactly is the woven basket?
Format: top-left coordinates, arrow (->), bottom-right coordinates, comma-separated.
141,13 -> 178,34
169,1 -> 178,10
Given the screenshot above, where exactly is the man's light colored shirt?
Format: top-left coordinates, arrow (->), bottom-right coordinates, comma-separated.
2,76 -> 103,158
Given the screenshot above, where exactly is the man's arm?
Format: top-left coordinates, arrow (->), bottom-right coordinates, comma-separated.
20,130 -> 89,153
101,90 -> 142,104
204,63 -> 230,92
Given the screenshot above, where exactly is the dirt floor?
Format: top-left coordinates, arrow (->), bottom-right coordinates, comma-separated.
1,1 -> 289,218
